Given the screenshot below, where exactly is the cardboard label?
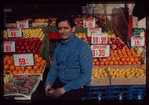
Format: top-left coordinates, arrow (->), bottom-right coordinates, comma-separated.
4,41 -> 15,52
131,37 -> 145,46
16,21 -> 29,28
91,33 -> 108,44
83,19 -> 95,28
87,28 -> 102,37
91,45 -> 110,58
13,54 -> 34,66
7,28 -> 22,37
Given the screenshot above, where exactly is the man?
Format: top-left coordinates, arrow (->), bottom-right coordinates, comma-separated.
45,15 -> 93,100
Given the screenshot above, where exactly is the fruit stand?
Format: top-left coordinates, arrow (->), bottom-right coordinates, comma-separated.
3,4 -> 146,101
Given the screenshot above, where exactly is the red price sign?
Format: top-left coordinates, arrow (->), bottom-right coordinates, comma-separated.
4,41 -> 15,52
83,19 -> 95,28
7,28 -> 22,37
91,45 -> 110,58
16,21 -> 29,28
13,54 -> 34,66
131,37 -> 145,46
91,33 -> 108,44
18,58 -> 26,65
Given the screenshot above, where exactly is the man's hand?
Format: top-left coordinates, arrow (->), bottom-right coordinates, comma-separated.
45,82 -> 52,96
51,87 -> 66,98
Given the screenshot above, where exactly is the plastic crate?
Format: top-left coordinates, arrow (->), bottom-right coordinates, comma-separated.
107,85 -> 128,100
84,86 -> 108,100
128,85 -> 146,100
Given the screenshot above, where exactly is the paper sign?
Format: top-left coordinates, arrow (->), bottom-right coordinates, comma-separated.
91,45 -> 110,58
7,28 -> 22,37
13,54 -> 34,66
16,21 -> 29,28
82,6 -> 93,14
132,28 -> 144,37
83,19 -> 95,28
91,33 -> 108,44
131,37 -> 145,46
87,28 -> 102,37
4,41 -> 15,52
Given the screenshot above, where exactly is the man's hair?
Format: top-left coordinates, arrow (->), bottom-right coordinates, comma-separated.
56,14 -> 76,28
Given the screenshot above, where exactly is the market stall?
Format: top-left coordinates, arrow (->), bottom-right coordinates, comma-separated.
3,3 -> 146,100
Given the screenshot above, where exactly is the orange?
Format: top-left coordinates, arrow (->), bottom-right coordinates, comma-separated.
116,57 -> 120,61
10,65 -> 16,71
114,61 -> 118,65
100,61 -> 104,65
105,61 -> 109,65
119,61 -> 123,65
34,54 -> 39,59
127,52 -> 131,56
130,57 -> 134,62
134,57 -> 139,62
123,54 -> 128,58
16,66 -> 21,70
5,56 -> 10,61
93,62 -> 95,66
39,66 -> 43,70
95,61 -> 100,65
36,58 -> 41,63
123,61 -> 128,65
111,57 -> 116,61
21,66 -> 24,70
107,57 -> 111,61
25,69 -> 30,74
36,69 -> 42,74
38,57 -> 43,61
30,70 -> 35,73
4,64 -> 10,70
26,66 -> 32,70
137,61 -> 141,64
110,53 -> 115,57
109,61 -> 114,65
7,59 -> 13,65
12,70 -> 18,74
119,54 -> 123,58
113,50 -> 117,53
117,49 -> 121,53
18,70 -> 24,74
9,56 -> 14,60
121,57 -> 125,62
36,63 -> 41,67
42,60 -> 46,64
133,62 -> 137,64
102,58 -> 107,62
128,61 -> 132,65
93,58 -> 98,62
33,65 -> 38,70
125,57 -> 130,62
4,60 -> 6,65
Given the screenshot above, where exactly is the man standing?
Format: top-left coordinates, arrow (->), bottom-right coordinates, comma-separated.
45,15 -> 93,100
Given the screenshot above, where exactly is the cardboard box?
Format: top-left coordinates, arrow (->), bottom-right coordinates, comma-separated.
90,66 -> 110,86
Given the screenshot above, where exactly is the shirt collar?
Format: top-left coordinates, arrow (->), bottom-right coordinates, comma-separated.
61,33 -> 76,46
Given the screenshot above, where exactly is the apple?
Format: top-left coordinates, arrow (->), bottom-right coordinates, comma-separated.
108,41 -> 112,44
38,40 -> 42,44
16,45 -> 20,50
25,45 -> 30,50
18,50 -> 22,54
22,49 -> 26,53
21,45 -> 25,50
18,42 -> 22,46
121,42 -> 125,47
87,37 -> 91,41
23,42 -> 28,46
29,38 -> 34,43
32,50 -> 36,54
27,49 -> 31,53
112,40 -> 116,44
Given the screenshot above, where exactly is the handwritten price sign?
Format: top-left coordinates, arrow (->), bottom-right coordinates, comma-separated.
7,28 -> 22,37
13,54 -> 34,66
131,37 -> 145,46
83,19 -> 95,28
16,21 -> 29,28
4,41 -> 15,52
91,33 -> 108,44
91,45 -> 110,58
87,28 -> 102,37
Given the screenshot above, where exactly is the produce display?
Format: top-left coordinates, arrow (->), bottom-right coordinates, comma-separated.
4,75 -> 40,95
34,18 -> 48,23
107,67 -> 146,78
92,68 -> 108,78
4,37 -> 42,54
100,48 -> 141,65
75,33 -> 91,45
49,18 -> 57,26
3,54 -> 46,74
4,72 -> 13,85
133,47 -> 146,62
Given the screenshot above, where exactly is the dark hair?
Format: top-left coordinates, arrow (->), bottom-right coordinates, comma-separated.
56,14 -> 76,28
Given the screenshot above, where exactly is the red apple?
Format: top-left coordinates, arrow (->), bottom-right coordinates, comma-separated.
21,45 -> 25,50
22,50 -> 26,53
32,50 -> 36,54
18,50 -> 22,54
25,45 -> 29,50
27,49 -> 31,53
30,45 -> 35,50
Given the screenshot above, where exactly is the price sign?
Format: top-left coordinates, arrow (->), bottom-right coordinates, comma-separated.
7,28 -> 22,37
83,19 -> 95,28
82,6 -> 93,14
132,28 -> 144,37
131,37 -> 145,46
16,21 -> 29,28
4,41 -> 15,52
87,28 -> 102,37
91,33 -> 108,44
91,45 -> 110,58
13,54 -> 34,66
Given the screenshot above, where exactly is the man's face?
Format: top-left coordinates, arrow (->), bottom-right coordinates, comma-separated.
57,20 -> 75,41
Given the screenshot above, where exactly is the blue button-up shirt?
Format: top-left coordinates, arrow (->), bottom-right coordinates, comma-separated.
45,33 -> 93,92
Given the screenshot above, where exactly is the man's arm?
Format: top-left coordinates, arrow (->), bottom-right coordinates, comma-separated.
63,45 -> 93,92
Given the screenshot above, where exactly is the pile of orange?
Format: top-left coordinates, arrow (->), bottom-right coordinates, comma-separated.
100,48 -> 141,65
25,54 -> 46,74
3,54 -> 46,74
93,58 -> 100,66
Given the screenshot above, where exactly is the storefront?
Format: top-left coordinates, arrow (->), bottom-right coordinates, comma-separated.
3,3 -> 147,101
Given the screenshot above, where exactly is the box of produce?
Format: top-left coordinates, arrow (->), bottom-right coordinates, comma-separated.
90,68 -> 110,86
106,67 -> 146,85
